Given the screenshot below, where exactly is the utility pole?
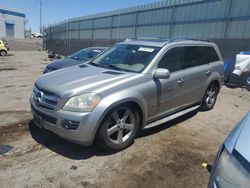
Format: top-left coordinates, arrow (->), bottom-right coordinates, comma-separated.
40,0 -> 42,34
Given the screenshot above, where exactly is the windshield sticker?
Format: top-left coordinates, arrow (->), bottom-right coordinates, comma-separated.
138,47 -> 155,53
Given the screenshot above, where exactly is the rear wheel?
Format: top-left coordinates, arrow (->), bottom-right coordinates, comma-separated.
0,50 -> 7,56
96,105 -> 139,151
200,83 -> 219,111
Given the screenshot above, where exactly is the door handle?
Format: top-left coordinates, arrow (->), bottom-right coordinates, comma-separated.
177,78 -> 184,84
206,70 -> 211,75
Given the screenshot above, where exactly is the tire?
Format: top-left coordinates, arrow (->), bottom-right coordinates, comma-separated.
96,105 -> 140,152
0,50 -> 7,56
200,83 -> 219,111
247,77 -> 250,91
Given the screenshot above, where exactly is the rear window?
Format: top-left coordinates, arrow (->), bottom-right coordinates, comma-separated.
199,46 -> 220,64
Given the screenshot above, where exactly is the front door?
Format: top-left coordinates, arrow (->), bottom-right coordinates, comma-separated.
149,47 -> 186,121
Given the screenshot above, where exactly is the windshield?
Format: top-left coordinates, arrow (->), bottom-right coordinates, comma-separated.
90,44 -> 160,73
68,48 -> 103,61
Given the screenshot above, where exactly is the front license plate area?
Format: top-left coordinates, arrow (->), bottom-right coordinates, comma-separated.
33,114 -> 43,128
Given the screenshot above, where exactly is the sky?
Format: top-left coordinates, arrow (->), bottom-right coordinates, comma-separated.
0,0 -> 160,33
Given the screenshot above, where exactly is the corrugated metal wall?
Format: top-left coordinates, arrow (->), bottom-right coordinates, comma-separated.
45,0 -> 250,41
44,0 -> 250,56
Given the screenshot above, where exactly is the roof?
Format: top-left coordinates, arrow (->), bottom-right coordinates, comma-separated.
120,38 -> 213,47
0,6 -> 25,18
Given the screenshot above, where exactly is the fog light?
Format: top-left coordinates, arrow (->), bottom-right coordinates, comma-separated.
61,119 -> 80,130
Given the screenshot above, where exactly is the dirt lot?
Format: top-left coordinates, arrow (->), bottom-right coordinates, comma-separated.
0,51 -> 249,188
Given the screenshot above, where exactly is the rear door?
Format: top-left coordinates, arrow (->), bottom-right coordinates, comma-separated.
180,46 -> 212,107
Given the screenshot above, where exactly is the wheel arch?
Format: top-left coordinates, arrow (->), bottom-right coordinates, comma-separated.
206,71 -> 223,91
92,98 -> 146,144
209,80 -> 220,91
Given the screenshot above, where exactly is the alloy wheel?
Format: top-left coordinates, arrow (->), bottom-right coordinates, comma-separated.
205,85 -> 216,107
106,107 -> 135,144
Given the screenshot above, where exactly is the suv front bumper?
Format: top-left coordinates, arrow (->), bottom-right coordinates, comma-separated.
30,98 -> 101,146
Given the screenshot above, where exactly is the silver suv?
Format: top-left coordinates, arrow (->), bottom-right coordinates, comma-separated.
30,38 -> 224,151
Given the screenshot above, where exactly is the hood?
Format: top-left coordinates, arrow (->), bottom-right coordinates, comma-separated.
225,112 -> 250,163
47,58 -> 85,70
36,64 -> 139,98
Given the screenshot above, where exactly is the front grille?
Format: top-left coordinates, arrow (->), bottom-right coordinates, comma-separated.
31,104 -> 57,124
32,86 -> 60,110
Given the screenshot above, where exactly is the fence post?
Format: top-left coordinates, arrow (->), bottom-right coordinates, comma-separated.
134,11 -> 139,37
170,5 -> 177,39
224,0 -> 233,39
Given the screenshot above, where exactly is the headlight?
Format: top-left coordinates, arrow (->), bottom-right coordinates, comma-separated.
214,149 -> 250,187
63,93 -> 101,112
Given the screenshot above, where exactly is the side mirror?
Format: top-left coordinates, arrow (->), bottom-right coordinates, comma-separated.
153,68 -> 170,79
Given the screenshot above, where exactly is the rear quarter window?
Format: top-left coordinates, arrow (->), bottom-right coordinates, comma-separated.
199,46 -> 220,64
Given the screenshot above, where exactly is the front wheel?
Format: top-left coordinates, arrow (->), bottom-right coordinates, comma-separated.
96,105 -> 139,151
200,83 -> 219,111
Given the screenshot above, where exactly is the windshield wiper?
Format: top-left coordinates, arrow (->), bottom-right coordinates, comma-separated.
88,62 -> 101,67
101,64 -> 124,71
89,62 -> 125,71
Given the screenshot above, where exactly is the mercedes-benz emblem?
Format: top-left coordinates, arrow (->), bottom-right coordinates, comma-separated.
36,91 -> 43,104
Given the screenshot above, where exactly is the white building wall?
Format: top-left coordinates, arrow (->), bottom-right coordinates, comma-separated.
0,10 -> 25,39
0,13 -> 6,38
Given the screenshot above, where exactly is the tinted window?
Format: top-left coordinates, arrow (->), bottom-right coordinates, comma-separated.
158,47 -> 182,72
182,46 -> 201,69
199,47 -> 220,64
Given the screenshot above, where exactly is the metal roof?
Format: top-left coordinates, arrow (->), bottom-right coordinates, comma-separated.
0,6 -> 25,18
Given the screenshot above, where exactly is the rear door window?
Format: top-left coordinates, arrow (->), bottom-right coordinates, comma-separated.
158,47 -> 183,72
182,46 -> 201,69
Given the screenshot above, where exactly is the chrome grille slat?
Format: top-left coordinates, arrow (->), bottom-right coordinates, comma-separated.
42,95 -> 58,103
32,86 -> 59,110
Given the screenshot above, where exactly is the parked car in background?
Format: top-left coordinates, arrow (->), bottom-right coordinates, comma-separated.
0,40 -> 9,56
43,47 -> 108,74
31,38 -> 224,151
32,33 -> 43,38
208,112 -> 250,188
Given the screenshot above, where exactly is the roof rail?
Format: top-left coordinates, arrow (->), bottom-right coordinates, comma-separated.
124,37 -> 212,44
125,37 -> 170,42
168,38 -> 212,43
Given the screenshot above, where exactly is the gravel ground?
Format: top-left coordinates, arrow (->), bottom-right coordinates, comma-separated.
0,51 -> 249,188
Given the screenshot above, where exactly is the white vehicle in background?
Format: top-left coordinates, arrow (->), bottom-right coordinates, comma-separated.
32,33 -> 43,38
224,51 -> 250,89
233,52 -> 250,77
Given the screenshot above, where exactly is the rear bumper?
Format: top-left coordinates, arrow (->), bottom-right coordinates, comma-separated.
30,98 -> 101,146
